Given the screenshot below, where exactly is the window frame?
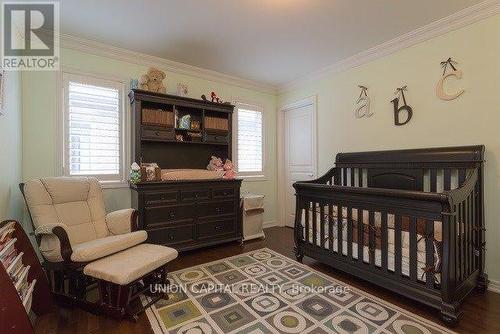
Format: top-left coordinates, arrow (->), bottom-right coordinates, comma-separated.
233,101 -> 266,181
58,70 -> 129,188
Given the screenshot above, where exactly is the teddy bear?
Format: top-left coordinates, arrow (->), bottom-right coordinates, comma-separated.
207,156 -> 224,172
139,67 -> 167,93
223,159 -> 237,179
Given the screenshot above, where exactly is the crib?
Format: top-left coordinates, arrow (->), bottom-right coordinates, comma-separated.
292,146 -> 487,325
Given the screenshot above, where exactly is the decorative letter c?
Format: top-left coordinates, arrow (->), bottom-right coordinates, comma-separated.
436,70 -> 464,101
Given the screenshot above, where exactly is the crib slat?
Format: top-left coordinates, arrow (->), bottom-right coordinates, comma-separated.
337,206 -> 343,254
381,212 -> 388,272
358,169 -> 363,187
328,204 -> 334,251
425,219 -> 434,288
357,209 -> 364,262
395,215 -> 402,275
409,217 -> 417,281
305,202 -> 310,243
347,207 -> 353,259
369,211 -> 375,267
350,169 -> 355,187
466,196 -> 471,276
342,168 -> 347,186
312,202 -> 318,247
430,169 -> 437,192
472,190 -> 477,271
457,203 -> 462,282
444,169 -> 451,191
320,204 -> 325,250
458,169 -> 466,187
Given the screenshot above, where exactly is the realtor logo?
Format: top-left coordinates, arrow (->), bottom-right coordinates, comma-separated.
1,1 -> 60,70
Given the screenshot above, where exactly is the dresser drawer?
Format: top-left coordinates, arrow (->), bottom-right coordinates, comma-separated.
204,132 -> 228,144
198,200 -> 235,218
141,126 -> 174,141
147,224 -> 195,245
144,204 -> 194,225
197,218 -> 236,240
212,187 -> 236,199
181,189 -> 211,202
144,191 -> 179,207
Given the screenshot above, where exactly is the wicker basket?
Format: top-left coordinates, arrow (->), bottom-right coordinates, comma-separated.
142,108 -> 174,127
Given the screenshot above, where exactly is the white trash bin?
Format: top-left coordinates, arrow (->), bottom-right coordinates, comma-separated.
241,194 -> 265,241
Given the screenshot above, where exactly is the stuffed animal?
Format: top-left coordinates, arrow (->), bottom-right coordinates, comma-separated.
223,159 -> 237,179
207,156 -> 224,172
139,68 -> 166,93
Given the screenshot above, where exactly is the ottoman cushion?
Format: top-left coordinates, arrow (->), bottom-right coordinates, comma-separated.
83,244 -> 178,285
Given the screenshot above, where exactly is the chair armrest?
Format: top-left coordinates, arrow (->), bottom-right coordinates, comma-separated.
34,224 -> 73,262
106,209 -> 138,235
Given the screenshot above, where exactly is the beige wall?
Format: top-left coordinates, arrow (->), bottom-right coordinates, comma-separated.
0,71 -> 23,222
279,14 -> 500,282
22,48 -> 278,224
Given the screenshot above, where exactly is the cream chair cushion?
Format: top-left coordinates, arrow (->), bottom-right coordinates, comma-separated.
71,230 -> 147,262
24,177 -> 108,245
24,176 -> 144,263
83,244 -> 178,285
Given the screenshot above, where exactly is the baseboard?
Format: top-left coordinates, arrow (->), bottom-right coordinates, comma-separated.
263,220 -> 278,228
488,279 -> 500,294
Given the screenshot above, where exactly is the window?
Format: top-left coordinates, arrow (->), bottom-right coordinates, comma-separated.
61,72 -> 127,185
235,103 -> 264,178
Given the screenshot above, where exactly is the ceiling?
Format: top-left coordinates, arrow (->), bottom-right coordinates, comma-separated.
58,0 -> 484,87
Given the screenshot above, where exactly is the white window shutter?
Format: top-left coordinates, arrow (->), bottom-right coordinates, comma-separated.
66,79 -> 122,179
237,107 -> 263,174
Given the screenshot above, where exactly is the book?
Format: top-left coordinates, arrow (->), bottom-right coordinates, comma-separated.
6,251 -> 23,277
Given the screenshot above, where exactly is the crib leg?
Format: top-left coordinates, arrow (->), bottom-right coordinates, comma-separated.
440,302 -> 461,327
293,246 -> 304,263
476,273 -> 489,294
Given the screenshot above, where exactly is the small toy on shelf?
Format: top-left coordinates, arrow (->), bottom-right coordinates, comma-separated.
223,159 -> 237,179
178,114 -> 191,129
139,67 -> 166,93
129,162 -> 141,184
211,91 -> 220,103
175,134 -> 184,142
191,120 -> 201,130
177,83 -> 188,97
207,156 -> 224,172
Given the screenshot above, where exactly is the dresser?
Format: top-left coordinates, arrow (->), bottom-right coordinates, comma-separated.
129,90 -> 243,251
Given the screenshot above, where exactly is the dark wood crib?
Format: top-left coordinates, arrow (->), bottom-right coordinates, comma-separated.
293,145 -> 487,325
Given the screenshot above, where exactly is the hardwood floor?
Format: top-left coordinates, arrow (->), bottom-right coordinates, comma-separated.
34,227 -> 500,334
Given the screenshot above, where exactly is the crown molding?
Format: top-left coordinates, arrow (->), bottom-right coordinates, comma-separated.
59,34 -> 278,95
279,0 -> 500,93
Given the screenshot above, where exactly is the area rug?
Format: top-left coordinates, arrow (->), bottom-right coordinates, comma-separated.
144,248 -> 455,334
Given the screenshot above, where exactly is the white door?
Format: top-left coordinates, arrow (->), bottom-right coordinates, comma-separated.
284,100 -> 317,228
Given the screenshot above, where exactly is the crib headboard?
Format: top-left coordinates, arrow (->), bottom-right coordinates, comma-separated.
335,145 -> 484,191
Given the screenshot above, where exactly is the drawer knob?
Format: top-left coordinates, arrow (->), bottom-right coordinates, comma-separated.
215,207 -> 221,213
195,193 -> 199,198
215,226 -> 221,231
168,234 -> 174,240
169,212 -> 175,218
155,131 -> 160,136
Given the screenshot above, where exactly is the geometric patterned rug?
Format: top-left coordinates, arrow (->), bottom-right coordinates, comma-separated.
144,248 -> 455,334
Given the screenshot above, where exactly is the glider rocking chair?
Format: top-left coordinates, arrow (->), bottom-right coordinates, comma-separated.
20,177 -> 178,320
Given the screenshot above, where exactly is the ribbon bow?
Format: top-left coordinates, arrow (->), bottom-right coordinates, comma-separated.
394,86 -> 408,105
440,57 -> 458,75
358,85 -> 368,99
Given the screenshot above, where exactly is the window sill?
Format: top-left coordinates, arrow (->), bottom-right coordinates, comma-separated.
240,175 -> 267,182
100,181 -> 129,189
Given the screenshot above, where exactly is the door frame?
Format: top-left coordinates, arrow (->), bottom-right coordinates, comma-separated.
277,95 -> 318,228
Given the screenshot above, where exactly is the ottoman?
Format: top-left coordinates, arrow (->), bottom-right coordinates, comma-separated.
83,243 -> 178,319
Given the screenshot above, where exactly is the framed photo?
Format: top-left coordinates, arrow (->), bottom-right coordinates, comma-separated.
0,69 -> 4,115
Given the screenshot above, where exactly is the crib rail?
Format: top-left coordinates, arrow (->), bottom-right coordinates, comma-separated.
293,167 -> 483,310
